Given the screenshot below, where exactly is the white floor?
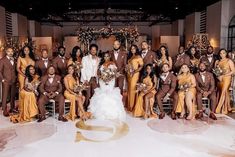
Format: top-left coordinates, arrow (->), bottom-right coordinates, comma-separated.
1,114 -> 235,157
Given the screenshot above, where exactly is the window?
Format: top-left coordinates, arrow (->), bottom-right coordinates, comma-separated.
228,15 -> 235,51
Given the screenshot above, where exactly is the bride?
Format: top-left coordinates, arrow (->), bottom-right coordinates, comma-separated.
88,51 -> 126,121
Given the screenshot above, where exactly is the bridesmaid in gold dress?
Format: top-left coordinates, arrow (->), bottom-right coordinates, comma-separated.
188,46 -> 200,74
17,46 -> 35,90
126,45 -> 144,111
215,49 -> 235,114
155,45 -> 173,70
133,64 -> 157,119
10,65 -> 39,123
176,64 -> 196,120
67,46 -> 83,67
64,64 -> 90,121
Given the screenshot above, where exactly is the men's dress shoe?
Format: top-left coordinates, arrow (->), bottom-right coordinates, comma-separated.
58,116 -> 68,122
37,116 -> 46,122
3,111 -> 9,117
171,112 -> 176,120
195,111 -> 203,119
159,112 -> 165,119
209,112 -> 217,120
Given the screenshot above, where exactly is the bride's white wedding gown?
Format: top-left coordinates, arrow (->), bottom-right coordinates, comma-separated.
88,64 -> 126,121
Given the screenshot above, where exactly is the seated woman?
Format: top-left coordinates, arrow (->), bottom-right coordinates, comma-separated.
133,64 -> 158,119
176,64 -> 196,120
215,49 -> 235,114
64,64 -> 91,121
10,65 -> 39,123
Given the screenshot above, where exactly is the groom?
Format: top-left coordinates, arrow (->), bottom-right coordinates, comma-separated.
81,44 -> 100,109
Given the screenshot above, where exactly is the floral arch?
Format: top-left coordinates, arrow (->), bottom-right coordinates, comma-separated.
75,26 -> 139,52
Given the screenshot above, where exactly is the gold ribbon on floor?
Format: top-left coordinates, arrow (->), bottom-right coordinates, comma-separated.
75,120 -> 129,142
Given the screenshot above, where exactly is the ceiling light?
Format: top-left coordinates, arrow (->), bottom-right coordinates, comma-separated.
139,7 -> 142,10
175,6 -> 178,10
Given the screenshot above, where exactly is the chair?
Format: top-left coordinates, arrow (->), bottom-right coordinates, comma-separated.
45,99 -> 71,118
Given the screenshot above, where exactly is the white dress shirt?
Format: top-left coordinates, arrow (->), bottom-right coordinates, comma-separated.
207,54 -> 213,63
7,56 -> 14,65
200,72 -> 206,82
42,58 -> 48,68
141,50 -> 148,58
81,54 -> 100,83
114,50 -> 119,60
160,72 -> 169,81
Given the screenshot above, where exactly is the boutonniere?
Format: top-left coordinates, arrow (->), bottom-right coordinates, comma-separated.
122,55 -> 124,58
150,55 -> 153,58
167,79 -> 172,84
57,81 -> 60,83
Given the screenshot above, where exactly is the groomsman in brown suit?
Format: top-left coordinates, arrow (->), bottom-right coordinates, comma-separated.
200,46 -> 218,72
173,46 -> 190,74
140,41 -> 157,66
0,47 -> 17,116
156,63 -> 178,120
52,46 -> 68,77
195,62 -> 217,120
35,49 -> 52,76
110,40 -> 127,93
37,66 -> 67,122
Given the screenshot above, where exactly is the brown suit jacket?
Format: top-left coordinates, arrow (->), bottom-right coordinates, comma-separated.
52,56 -> 68,77
110,50 -> 127,75
0,56 -> 17,84
200,55 -> 218,72
158,72 -> 177,96
173,53 -> 190,73
195,71 -> 215,94
141,50 -> 156,66
39,75 -> 63,94
35,58 -> 52,76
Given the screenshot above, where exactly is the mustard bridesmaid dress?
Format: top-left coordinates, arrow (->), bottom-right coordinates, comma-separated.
10,75 -> 39,123
17,56 -> 35,90
133,76 -> 157,117
127,56 -> 143,111
216,59 -> 232,114
176,73 -> 196,116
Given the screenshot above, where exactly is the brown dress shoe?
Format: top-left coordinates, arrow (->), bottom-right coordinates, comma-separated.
171,112 -> 176,120
58,116 -> 68,122
37,116 -> 46,122
159,112 -> 165,119
3,111 -> 9,117
195,111 -> 203,119
209,112 -> 217,120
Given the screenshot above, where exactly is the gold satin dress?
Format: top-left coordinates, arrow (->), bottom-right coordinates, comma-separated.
176,73 -> 196,115
10,75 -> 39,123
127,56 -> 144,111
64,75 -> 85,121
17,56 -> 35,90
216,59 -> 232,114
133,76 -> 156,117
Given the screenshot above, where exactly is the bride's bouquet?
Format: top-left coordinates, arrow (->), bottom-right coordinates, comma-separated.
73,83 -> 89,95
100,67 -> 117,85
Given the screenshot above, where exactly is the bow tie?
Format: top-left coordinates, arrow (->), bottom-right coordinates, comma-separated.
48,75 -> 54,78
207,54 -> 213,58
42,59 -> 48,62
